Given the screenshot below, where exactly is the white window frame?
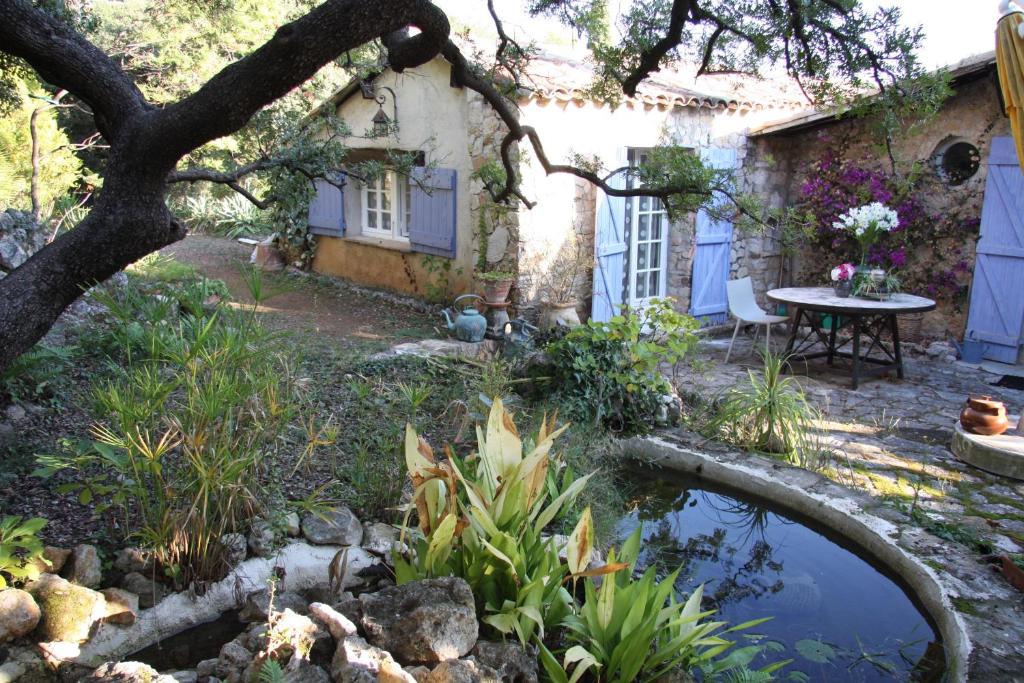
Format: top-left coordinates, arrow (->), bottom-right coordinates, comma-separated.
361,171 -> 411,241
627,149 -> 669,309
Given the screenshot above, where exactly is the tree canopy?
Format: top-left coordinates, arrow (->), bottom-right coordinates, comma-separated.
0,0 -> 935,371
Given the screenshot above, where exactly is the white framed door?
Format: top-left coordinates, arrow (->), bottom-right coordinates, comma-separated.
626,150 -> 669,311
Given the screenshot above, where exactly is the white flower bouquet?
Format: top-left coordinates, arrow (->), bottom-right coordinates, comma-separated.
832,202 -> 899,263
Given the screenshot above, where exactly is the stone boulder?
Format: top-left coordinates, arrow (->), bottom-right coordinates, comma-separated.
301,508 -> 363,546
360,523 -> 403,557
0,209 -> 46,273
248,520 -> 276,558
423,659 -> 500,683
220,533 -> 248,567
215,640 -> 254,679
66,544 -> 102,588
308,602 -> 357,641
78,662 -> 177,683
0,588 -> 41,643
470,641 -> 538,683
239,589 -> 310,623
28,546 -> 72,576
284,512 -> 302,537
113,548 -> 154,575
331,636 -> 415,683
120,572 -> 166,609
359,577 -> 477,664
28,573 -> 106,643
100,588 -> 139,626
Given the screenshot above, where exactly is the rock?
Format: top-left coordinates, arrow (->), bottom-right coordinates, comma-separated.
239,589 -> 310,623
470,641 -> 538,683
220,533 -> 248,567
423,659 -> 500,683
4,404 -> 26,422
169,671 -> 198,683
66,545 -> 103,588
284,512 -> 302,537
37,546 -> 71,575
926,341 -> 955,359
361,523 -> 403,557
113,548 -> 154,575
301,508 -> 363,546
28,573 -> 106,643
215,640 -> 253,679
0,588 -> 41,643
308,602 -> 357,641
405,666 -> 431,683
281,661 -> 330,683
331,636 -> 415,683
359,577 -> 478,664
120,572 -> 167,609
196,659 -> 219,679
100,588 -> 139,626
79,661 -> 177,683
332,594 -> 362,626
247,520 -> 276,558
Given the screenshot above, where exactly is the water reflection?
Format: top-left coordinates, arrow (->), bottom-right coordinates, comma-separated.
617,469 -> 945,682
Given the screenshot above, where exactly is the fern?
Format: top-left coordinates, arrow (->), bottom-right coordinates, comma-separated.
257,659 -> 284,683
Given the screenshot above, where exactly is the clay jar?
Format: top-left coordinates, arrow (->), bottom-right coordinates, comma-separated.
959,395 -> 1010,436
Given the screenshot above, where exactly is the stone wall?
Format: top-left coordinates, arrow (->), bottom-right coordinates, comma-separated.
0,209 -> 46,277
745,68 -> 1009,341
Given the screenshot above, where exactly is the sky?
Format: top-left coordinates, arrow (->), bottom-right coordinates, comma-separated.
437,0 -> 1002,71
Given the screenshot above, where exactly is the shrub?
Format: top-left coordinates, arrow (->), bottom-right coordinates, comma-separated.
395,400 -> 779,680
35,280 -> 311,587
0,515 -> 48,588
546,298 -> 699,434
703,352 -> 825,469
0,343 -> 75,403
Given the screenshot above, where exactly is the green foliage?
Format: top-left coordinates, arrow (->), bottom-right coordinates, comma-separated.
0,75 -> 83,213
0,343 -> 75,403
33,278 -> 312,587
540,527 -> 786,683
257,659 -> 285,683
394,400 -> 585,644
546,298 -> 699,434
0,515 -> 48,588
174,192 -> 271,238
703,352 -> 825,469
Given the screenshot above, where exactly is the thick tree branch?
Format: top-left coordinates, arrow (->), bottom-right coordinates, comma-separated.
622,0 -> 695,96
0,0 -> 147,141
151,0 -> 449,165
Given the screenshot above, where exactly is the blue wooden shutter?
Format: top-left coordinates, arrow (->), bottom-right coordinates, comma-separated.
592,148 -> 628,322
689,147 -> 737,325
409,168 -> 457,258
307,176 -> 346,236
965,137 -> 1024,363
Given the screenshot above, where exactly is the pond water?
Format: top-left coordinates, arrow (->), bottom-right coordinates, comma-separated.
131,610 -> 246,671
616,469 -> 945,682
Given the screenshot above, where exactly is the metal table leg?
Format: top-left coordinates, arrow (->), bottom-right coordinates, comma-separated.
851,315 -> 862,390
827,312 -> 839,366
888,313 -> 905,379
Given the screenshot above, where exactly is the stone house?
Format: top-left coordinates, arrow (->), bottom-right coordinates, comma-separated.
305,52 -> 803,324
746,52 -> 1022,359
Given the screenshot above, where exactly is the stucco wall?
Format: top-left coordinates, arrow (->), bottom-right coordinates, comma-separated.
312,59 -> 480,300
746,71 -> 1009,340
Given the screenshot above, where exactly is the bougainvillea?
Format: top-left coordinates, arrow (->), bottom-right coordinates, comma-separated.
796,137 -> 979,302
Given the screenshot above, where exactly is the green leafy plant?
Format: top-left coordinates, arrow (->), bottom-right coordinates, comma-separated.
0,342 -> 75,402
703,352 -> 824,468
546,298 -> 699,434
0,515 -> 48,588
34,279 -> 314,587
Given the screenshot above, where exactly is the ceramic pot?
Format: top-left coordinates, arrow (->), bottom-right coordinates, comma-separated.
539,301 -> 582,331
833,281 -> 852,298
959,395 -> 1010,436
479,277 -> 514,304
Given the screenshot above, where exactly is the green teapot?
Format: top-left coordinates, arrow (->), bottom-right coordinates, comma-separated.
442,294 -> 487,343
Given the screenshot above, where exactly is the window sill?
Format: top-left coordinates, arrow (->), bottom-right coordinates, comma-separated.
345,234 -> 412,252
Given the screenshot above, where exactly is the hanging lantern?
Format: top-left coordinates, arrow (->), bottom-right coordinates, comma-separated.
372,104 -> 392,136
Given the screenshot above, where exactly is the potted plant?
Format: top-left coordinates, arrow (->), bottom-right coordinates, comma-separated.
829,262 -> 856,297
536,222 -> 589,330
476,269 -> 516,304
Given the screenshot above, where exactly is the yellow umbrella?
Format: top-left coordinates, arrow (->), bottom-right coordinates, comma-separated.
997,3 -> 1024,171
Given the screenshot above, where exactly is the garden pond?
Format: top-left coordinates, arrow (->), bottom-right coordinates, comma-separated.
617,468 -> 946,682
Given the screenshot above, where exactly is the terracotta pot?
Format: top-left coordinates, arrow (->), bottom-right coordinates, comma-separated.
959,395 -> 1010,436
478,277 -> 514,304
539,301 -> 582,331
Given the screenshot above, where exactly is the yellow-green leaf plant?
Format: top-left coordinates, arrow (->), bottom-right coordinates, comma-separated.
0,516 -> 49,588
395,398 -> 591,644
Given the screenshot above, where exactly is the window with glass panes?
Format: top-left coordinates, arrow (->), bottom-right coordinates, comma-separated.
628,150 -> 668,302
362,172 -> 410,240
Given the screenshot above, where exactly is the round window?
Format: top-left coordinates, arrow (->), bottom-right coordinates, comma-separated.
933,140 -> 981,186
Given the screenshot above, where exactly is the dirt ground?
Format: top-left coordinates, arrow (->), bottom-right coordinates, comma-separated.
161,236 -> 438,345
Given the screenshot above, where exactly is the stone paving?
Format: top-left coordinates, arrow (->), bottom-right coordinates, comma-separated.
672,332 -> 1024,677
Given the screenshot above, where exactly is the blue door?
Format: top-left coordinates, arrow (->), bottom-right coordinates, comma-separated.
689,147 -> 737,325
592,149 -> 628,322
965,137 -> 1024,363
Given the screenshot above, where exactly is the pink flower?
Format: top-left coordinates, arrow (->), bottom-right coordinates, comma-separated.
830,263 -> 856,281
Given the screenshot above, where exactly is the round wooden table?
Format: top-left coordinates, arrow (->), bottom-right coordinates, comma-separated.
766,287 -> 936,389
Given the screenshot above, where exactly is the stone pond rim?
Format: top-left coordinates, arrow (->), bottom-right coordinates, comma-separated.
623,434 -> 980,683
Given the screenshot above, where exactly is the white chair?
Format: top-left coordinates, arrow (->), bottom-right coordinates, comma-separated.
725,277 -> 789,363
